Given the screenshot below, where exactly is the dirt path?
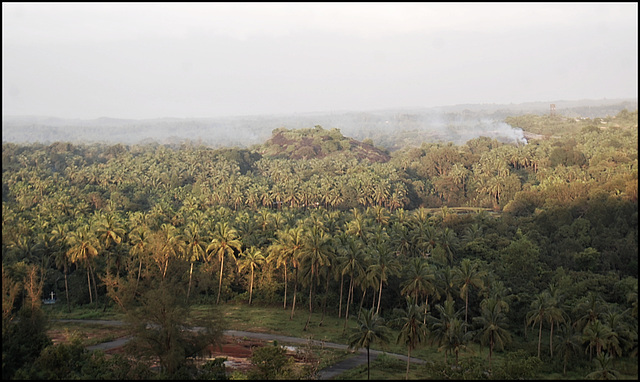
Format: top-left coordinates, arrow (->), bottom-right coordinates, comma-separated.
55,319 -> 425,379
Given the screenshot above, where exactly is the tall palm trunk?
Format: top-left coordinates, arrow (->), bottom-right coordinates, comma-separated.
86,267 -> 93,304
290,266 -> 298,320
464,290 -> 469,331
359,288 -> 367,316
338,273 -> 344,318
537,320 -> 543,358
249,266 -> 254,305
423,295 -> 429,325
320,269 -> 330,326
63,267 -> 71,313
89,263 -> 98,306
135,258 -> 142,297
367,346 -> 370,380
187,262 -> 194,303
304,265 -> 315,331
283,264 -> 288,309
549,320 -> 555,357
217,255 -> 224,304
376,278 -> 383,314
406,346 -> 412,380
344,277 -> 354,332
489,334 -> 494,369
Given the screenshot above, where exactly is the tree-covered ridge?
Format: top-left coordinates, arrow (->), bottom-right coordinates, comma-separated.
2,109 -> 638,379
505,109 -> 638,137
259,125 -> 391,162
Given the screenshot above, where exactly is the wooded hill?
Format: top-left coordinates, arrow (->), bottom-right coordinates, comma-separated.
258,125 -> 390,162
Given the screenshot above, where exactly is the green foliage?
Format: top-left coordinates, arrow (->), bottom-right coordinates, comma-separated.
248,343 -> 293,380
124,277 -> 224,378
491,349 -> 542,379
2,306 -> 52,380
197,358 -> 229,380
422,356 -> 490,379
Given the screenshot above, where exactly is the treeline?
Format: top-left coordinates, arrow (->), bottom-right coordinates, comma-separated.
2,110 -> 638,379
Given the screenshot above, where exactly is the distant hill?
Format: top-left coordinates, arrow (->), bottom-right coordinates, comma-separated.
259,125 -> 390,162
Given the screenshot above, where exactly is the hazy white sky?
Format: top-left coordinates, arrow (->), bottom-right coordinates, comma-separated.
2,2 -> 638,119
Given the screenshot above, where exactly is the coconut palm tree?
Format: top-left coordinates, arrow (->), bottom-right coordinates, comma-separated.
526,291 -> 550,358
428,297 -> 463,364
582,319 -> 616,361
453,258 -> 487,330
299,225 -> 332,331
339,235 -> 367,332
348,308 -> 391,380
368,242 -> 401,315
206,221 -> 242,304
268,226 -> 305,312
554,321 -> 582,376
66,225 -> 100,306
128,225 -> 152,298
51,223 -> 71,312
585,352 -> 620,380
392,297 -> 428,379
182,221 -> 207,303
237,246 -> 265,305
400,257 -> 437,324
473,297 -> 512,370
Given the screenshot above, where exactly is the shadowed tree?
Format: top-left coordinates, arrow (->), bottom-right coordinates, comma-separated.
300,225 -> 332,331
51,223 -> 72,312
473,297 -> 512,370
392,297 -> 428,379
526,291 -> 549,358
237,246 -> 265,305
453,258 -> 487,330
66,226 -> 100,306
400,257 -> 437,325
182,222 -> 207,303
428,297 -> 463,364
206,222 -> 242,304
554,321 -> 582,376
348,308 -> 391,380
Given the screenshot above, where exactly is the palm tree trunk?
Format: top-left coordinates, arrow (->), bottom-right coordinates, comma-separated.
423,295 -> 429,325
344,277 -> 354,332
304,266 -> 314,331
290,266 -> 298,320
64,268 -> 71,313
86,267 -> 93,304
367,346 -> 370,380
376,278 -> 383,314
283,265 -> 288,309
489,335 -> 494,370
338,273 -> 344,318
320,270 -> 330,326
406,346 -> 411,380
135,259 -> 142,297
217,254 -> 224,304
359,288 -> 367,316
89,263 -> 98,306
537,320 -> 543,358
464,290 -> 469,331
187,262 -> 194,303
549,320 -> 554,357
249,266 -> 254,305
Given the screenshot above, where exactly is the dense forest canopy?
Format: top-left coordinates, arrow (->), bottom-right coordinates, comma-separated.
2,107 -> 637,379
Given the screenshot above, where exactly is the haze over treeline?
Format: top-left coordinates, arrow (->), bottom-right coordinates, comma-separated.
2,98 -> 636,149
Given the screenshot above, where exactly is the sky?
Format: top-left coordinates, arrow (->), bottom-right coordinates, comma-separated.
2,2 -> 638,120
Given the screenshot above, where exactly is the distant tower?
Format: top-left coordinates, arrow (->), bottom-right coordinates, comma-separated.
550,104 -> 556,116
